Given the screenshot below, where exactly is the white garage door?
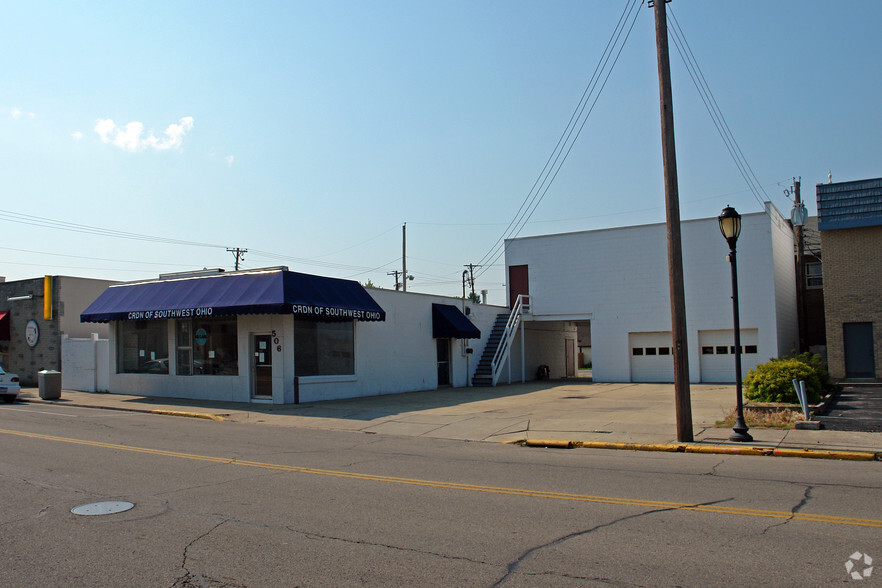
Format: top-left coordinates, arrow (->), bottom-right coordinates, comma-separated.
629,332 -> 674,382
699,329 -> 760,383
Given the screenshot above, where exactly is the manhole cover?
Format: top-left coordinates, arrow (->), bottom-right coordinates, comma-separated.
71,501 -> 135,516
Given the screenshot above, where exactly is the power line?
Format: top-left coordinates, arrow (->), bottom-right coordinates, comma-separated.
473,0 -> 644,280
666,8 -> 769,213
0,208 -> 227,249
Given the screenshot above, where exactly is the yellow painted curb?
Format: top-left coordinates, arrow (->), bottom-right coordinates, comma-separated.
513,439 -> 879,461
149,410 -> 227,421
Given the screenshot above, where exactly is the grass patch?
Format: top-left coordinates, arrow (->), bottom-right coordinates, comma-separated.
716,408 -> 801,429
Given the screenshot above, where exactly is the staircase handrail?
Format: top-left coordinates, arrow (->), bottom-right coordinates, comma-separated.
490,294 -> 531,385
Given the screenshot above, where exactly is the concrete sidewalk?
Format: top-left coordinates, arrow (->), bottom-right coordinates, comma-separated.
15,381 -> 882,459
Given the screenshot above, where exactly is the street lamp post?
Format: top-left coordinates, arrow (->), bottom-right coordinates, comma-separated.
719,206 -> 753,443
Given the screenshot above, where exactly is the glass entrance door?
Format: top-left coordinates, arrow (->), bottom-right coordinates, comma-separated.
252,333 -> 273,399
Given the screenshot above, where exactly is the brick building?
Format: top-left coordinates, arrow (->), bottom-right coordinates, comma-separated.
0,276 -> 116,385
816,177 -> 882,380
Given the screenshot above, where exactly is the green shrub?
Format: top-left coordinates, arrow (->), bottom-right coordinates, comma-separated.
793,352 -> 835,394
744,358 -> 823,404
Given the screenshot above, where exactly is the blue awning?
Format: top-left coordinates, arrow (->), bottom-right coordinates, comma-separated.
81,269 -> 385,323
432,303 -> 480,339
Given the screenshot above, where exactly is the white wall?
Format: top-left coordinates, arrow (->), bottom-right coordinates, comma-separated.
99,291 -> 506,404
504,204 -> 797,383
299,290 -> 505,402
57,277 -> 117,338
61,334 -> 100,392
61,333 -> 111,392
769,206 -> 799,358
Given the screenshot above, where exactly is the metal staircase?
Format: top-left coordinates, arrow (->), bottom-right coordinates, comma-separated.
472,295 -> 530,387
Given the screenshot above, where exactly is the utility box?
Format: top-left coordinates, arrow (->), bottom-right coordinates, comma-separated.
38,370 -> 62,400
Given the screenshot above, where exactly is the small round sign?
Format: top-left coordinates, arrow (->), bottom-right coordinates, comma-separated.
25,319 -> 39,348
71,501 -> 135,516
195,328 -> 208,345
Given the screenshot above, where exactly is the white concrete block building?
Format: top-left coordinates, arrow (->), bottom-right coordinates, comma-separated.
504,203 -> 798,383
79,267 -> 503,404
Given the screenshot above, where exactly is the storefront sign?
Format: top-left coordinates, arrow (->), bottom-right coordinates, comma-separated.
119,305 -> 382,322
126,307 -> 215,320
291,305 -> 383,321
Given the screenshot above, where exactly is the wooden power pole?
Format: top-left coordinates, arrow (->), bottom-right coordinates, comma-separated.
793,179 -> 806,353
402,223 -> 408,292
653,0 -> 693,442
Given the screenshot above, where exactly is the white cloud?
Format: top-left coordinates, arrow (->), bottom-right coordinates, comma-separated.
72,131 -> 84,140
225,155 -> 234,167
94,116 -> 194,152
10,107 -> 35,120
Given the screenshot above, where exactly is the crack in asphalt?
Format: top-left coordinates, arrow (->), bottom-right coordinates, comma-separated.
704,458 -> 727,476
290,526 -> 493,567
156,471 -> 285,498
760,485 -> 814,536
492,497 -> 734,587
172,520 -> 244,588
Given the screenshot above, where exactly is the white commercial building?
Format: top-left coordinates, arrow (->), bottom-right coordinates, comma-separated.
503,203 -> 798,383
80,267 -> 504,404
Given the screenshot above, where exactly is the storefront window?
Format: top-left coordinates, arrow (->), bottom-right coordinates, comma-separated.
119,321 -> 169,374
176,317 -> 238,375
294,320 -> 354,376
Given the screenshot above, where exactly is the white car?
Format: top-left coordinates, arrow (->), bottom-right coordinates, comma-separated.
0,366 -> 21,403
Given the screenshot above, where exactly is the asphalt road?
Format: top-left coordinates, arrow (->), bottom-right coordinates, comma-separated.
1,403 -> 880,587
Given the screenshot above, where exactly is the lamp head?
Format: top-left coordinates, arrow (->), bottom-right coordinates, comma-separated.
718,205 -> 741,249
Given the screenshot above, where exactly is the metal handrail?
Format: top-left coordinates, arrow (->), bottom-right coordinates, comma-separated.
490,294 -> 530,385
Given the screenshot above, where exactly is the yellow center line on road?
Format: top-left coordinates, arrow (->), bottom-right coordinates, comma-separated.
3,427 -> 880,528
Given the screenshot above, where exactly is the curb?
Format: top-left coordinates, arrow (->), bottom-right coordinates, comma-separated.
21,398 -> 228,422
515,439 -> 880,461
149,410 -> 228,421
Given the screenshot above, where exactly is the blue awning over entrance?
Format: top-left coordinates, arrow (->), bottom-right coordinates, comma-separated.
81,269 -> 386,323
432,303 -> 480,339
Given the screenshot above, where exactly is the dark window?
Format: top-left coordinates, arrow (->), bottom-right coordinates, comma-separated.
295,320 -> 355,376
119,320 -> 169,374
645,347 -> 657,356
174,318 -> 238,375
702,346 -> 714,355
632,348 -> 644,356
730,346 -> 742,354
806,262 -> 823,289
745,345 -> 758,354
658,347 -> 671,355
716,346 -> 728,354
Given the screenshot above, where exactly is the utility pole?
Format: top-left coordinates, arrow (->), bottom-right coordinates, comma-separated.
387,270 -> 402,291
402,223 -> 408,292
464,263 -> 481,299
227,247 -> 247,271
652,0 -> 693,442
401,223 -> 413,292
793,178 -> 806,353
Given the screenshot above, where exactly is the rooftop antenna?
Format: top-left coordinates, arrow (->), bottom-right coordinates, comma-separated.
828,170 -> 832,184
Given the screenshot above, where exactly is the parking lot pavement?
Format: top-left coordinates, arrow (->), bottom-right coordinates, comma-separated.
14,381 -> 882,457
816,384 -> 882,432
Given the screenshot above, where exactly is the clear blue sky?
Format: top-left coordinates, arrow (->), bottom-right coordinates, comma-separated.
2,1 -> 880,304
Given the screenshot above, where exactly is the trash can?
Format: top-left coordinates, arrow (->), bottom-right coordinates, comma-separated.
38,370 -> 62,400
